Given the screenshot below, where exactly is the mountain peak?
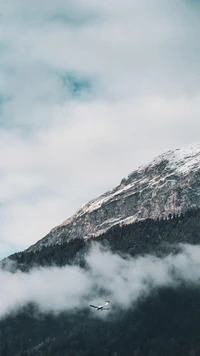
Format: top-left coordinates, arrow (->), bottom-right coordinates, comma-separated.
28,144 -> 200,252
130,143 -> 200,177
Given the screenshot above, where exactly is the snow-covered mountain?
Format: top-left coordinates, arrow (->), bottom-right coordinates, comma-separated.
28,144 -> 200,252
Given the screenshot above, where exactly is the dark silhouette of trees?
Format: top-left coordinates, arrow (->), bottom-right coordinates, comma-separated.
1,208 -> 200,355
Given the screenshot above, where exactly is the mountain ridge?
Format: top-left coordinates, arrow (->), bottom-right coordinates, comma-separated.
28,143 -> 200,252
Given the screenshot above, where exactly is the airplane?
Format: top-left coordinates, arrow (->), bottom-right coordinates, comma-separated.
90,301 -> 110,311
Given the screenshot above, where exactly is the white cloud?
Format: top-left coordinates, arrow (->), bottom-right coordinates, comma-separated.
1,243 -> 200,319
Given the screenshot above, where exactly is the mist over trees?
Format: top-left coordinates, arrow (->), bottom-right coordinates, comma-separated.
1,208 -> 200,355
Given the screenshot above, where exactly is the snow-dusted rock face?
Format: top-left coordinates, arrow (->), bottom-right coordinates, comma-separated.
28,144 -> 200,251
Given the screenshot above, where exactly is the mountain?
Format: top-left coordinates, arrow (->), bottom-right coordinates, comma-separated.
1,144 -> 200,356
28,144 -> 200,252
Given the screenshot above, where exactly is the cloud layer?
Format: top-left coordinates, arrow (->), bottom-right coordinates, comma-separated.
0,0 -> 200,256
1,243 -> 200,319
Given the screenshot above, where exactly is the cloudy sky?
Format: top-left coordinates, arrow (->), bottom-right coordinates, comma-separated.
0,0 -> 200,258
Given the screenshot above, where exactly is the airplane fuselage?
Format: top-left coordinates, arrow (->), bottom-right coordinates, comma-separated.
90,301 -> 110,311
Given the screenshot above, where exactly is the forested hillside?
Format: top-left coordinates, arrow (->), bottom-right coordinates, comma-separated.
6,208 -> 200,270
1,208 -> 200,355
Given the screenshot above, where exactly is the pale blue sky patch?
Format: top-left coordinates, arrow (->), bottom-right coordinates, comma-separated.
0,61 -> 94,132
50,11 -> 99,27
0,0 -> 103,29
0,241 -> 19,260
185,0 -> 200,7
0,94 -> 13,132
62,73 -> 92,97
0,42 -> 10,55
0,94 -> 12,113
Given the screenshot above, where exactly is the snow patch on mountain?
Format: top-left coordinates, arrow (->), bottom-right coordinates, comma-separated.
28,143 -> 200,252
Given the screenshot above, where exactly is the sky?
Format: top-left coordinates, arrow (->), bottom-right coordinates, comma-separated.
0,0 -> 200,258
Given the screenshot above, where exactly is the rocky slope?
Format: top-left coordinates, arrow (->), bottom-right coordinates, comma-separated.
28,144 -> 200,251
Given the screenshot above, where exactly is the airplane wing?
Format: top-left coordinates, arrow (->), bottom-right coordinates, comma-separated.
102,307 -> 109,310
90,304 -> 98,309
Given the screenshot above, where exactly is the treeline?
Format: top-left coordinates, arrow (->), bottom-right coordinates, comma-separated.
5,207 -> 200,271
1,286 -> 200,356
